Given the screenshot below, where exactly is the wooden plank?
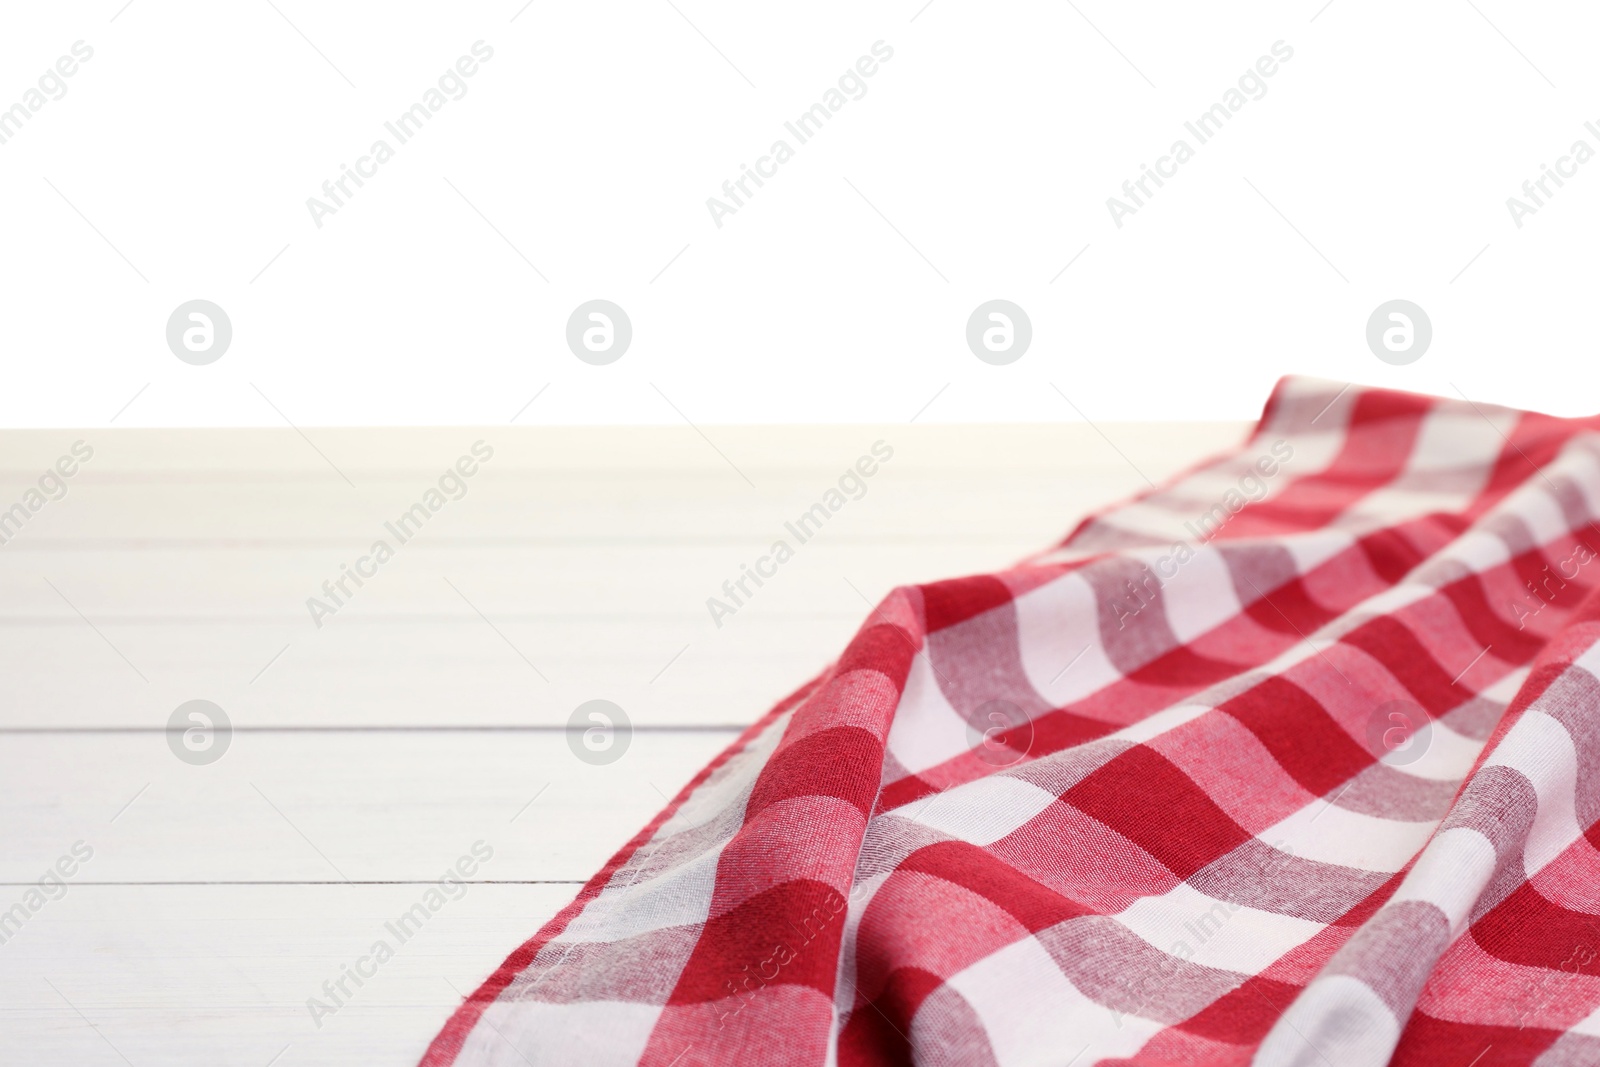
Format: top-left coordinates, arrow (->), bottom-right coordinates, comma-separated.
0,470 -> 1145,543
0,425 -> 1248,556
0,616 -> 843,729
0,423 -> 1250,477
0,731 -> 733,883
0,543 -> 1030,729
0,884 -> 573,1067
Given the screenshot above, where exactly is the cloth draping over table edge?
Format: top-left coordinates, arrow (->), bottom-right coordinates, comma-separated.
422,376 -> 1600,1067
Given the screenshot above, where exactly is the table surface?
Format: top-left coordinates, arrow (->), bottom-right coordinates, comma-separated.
0,420 -> 1249,1066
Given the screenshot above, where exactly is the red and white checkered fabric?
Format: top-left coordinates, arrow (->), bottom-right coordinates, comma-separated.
422,377 -> 1600,1067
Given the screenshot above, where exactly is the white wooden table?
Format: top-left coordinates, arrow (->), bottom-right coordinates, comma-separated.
0,421 -> 1246,1066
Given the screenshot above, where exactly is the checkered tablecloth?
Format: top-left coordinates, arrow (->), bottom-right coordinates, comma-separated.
423,377 -> 1600,1066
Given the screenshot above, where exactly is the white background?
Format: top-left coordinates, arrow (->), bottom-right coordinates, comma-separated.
0,0 -> 1595,427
